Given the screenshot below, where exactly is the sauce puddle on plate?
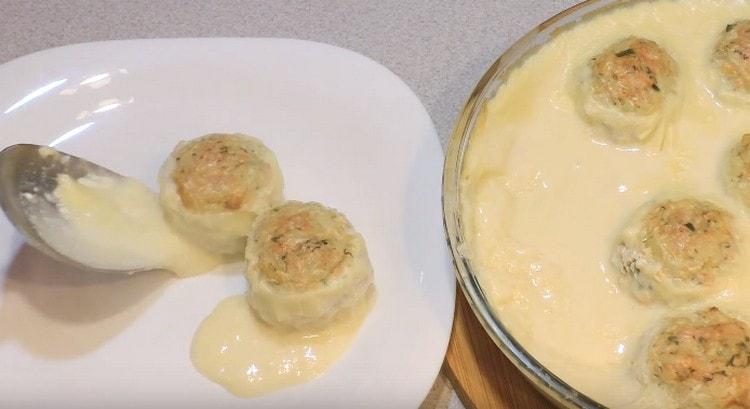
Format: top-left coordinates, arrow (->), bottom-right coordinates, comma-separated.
191,292 -> 374,397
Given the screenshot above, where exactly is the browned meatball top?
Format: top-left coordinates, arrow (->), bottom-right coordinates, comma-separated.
641,199 -> 737,286
251,202 -> 356,292
650,307 -> 750,408
590,36 -> 677,114
172,134 -> 271,212
715,21 -> 750,93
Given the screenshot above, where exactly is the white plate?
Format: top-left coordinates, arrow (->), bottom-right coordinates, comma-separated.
0,38 -> 454,408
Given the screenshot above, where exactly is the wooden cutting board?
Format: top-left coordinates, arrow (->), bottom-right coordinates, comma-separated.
444,288 -> 555,409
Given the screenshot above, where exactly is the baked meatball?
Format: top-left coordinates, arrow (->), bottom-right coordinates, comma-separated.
612,198 -> 737,304
647,307 -> 750,408
727,134 -> 750,208
714,21 -> 750,94
159,133 -> 284,256
245,201 -> 374,329
580,37 -> 678,143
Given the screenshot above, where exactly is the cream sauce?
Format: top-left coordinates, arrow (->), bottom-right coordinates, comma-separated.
190,293 -> 373,397
462,1 -> 750,408
30,173 -> 221,277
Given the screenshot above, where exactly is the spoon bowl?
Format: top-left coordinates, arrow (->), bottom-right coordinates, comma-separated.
0,144 -> 151,274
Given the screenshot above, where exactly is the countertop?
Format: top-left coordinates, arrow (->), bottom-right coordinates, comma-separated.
0,1 -> 578,408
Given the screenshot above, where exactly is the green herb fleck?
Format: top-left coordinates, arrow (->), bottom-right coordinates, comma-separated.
616,48 -> 635,57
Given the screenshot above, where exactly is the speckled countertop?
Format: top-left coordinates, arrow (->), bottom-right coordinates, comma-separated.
0,1 -> 578,407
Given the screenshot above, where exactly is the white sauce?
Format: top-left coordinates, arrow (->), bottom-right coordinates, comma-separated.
461,1 -> 750,407
191,292 -> 373,397
30,173 -> 222,277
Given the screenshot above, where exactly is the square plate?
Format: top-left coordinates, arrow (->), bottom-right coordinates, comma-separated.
0,38 -> 454,408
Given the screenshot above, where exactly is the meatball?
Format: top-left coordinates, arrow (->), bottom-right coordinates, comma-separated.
590,37 -> 677,113
612,198 -> 737,304
714,21 -> 750,94
159,133 -> 284,256
245,201 -> 374,329
727,134 -> 750,208
171,134 -> 272,212
647,307 -> 750,408
580,37 -> 678,143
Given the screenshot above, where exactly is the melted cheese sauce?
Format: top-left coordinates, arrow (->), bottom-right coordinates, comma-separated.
461,1 -> 750,407
191,292 -> 373,397
30,173 -> 221,276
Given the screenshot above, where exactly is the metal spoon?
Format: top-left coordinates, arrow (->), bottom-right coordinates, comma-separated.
0,143 -> 150,274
